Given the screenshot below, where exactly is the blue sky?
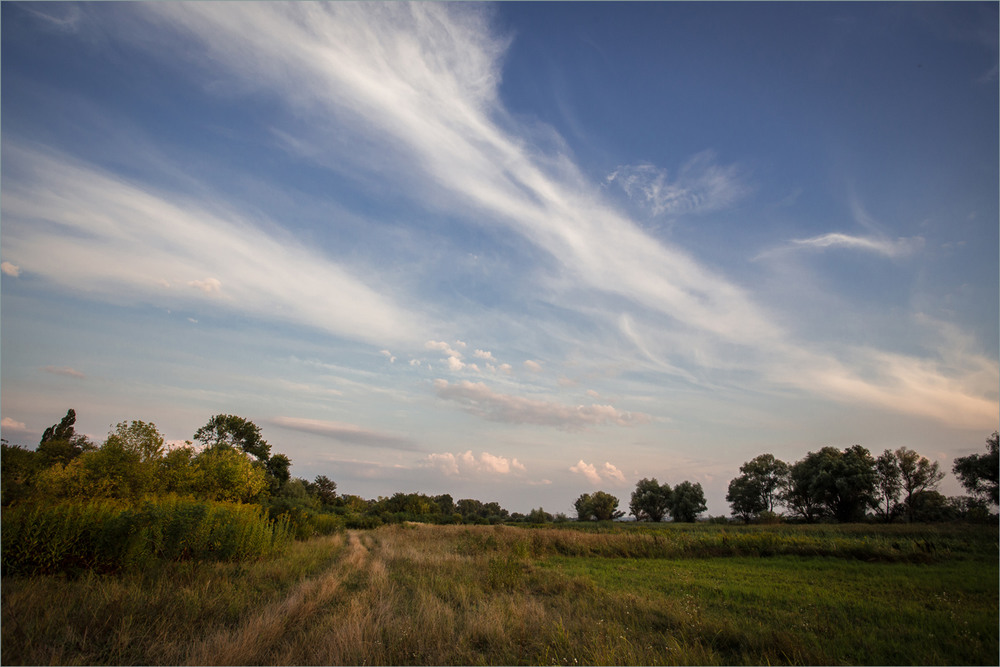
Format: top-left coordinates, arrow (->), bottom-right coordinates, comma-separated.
2,2 -> 997,516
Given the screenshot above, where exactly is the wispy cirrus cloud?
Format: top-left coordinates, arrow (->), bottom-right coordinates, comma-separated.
606,151 -> 750,217
270,416 -> 419,451
1,144 -> 426,348
424,449 -> 526,476
757,232 -> 924,259
433,379 -> 651,430
43,365 -> 85,379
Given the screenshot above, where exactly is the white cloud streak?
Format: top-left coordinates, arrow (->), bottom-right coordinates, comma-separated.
1,145 -> 426,347
270,416 -> 419,451
17,2 -> 994,430
1,261 -> 21,278
782,232 -> 924,258
42,366 -> 85,379
433,379 -> 651,430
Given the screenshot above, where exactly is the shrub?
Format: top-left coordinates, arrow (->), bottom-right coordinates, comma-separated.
1,496 -> 291,576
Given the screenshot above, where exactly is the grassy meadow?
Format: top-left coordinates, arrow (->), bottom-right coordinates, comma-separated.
2,522 -> 997,665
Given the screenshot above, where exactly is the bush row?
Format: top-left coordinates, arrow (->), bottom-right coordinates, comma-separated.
1,495 -> 293,576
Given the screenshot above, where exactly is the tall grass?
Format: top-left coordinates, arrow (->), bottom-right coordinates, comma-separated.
3,523 -> 997,665
1,496 -> 292,576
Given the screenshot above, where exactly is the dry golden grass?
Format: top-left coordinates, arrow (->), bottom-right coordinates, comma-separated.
3,522 -> 997,665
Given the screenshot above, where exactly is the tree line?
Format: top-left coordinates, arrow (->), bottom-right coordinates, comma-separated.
3,409 -> 996,529
724,437 -> 998,524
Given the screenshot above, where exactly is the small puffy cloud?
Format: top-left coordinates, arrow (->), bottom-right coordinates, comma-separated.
570,459 -> 627,485
473,349 -> 495,361
433,379 -> 651,431
603,462 -> 626,483
188,277 -> 222,293
497,363 -> 512,374
570,460 -> 601,484
524,360 -> 542,372
1,417 -> 28,432
43,365 -> 85,379
380,349 -> 396,363
424,449 -> 526,476
1,261 -> 21,277
270,416 -> 419,451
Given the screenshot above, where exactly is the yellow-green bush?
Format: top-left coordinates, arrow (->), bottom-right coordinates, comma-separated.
1,496 -> 291,576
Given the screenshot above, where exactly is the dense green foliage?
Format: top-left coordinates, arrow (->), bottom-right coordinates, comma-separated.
1,496 -> 291,576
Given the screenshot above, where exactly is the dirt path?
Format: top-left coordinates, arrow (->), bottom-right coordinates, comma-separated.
183,532 -> 372,666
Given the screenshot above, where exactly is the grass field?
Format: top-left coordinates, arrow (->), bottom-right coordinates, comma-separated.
2,522 -> 997,665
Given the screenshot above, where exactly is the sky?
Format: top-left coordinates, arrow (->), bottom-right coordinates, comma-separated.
2,2 -> 997,517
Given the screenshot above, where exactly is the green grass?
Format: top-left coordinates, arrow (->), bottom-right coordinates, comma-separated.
542,554 -> 997,665
2,523 -> 997,665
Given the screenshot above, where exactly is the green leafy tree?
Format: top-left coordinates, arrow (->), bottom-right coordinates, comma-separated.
577,491 -> 625,521
37,409 -> 95,467
105,420 -> 165,463
873,449 -> 903,522
782,450 -> 829,522
1,441 -> 41,505
894,447 -> 945,522
265,453 -> 292,494
313,475 -> 338,506
629,478 -> 672,522
726,474 -> 766,523
953,432 -> 999,506
784,446 -> 876,522
574,493 -> 594,521
739,454 -> 788,512
193,446 -> 268,503
671,481 -> 707,522
727,454 -> 789,522
194,414 -> 271,462
527,507 -> 553,523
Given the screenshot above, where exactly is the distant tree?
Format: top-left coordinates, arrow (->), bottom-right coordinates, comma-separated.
727,454 -> 789,522
313,475 -> 338,506
192,446 -> 268,503
1,442 -> 41,504
894,447 -> 945,522
671,481 -> 707,522
739,454 -> 789,512
591,491 -> 624,521
782,450 -> 829,522
873,449 -> 903,522
105,420 -> 165,463
784,446 -> 876,523
629,478 -> 672,522
574,493 -> 594,521
726,474 -> 766,523
433,493 -> 454,515
194,414 -> 271,462
527,507 -> 553,523
953,432 -> 999,506
265,453 -> 292,494
37,409 -> 95,466
907,490 -> 955,523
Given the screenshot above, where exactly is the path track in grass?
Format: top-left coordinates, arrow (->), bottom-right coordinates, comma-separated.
183,531 -> 373,665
